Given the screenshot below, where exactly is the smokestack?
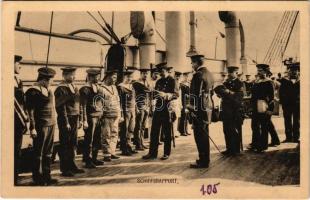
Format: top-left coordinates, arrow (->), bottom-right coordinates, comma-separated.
165,11 -> 189,73
130,11 -> 156,69
219,11 -> 242,70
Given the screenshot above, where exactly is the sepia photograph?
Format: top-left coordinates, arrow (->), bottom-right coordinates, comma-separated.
1,1 -> 309,199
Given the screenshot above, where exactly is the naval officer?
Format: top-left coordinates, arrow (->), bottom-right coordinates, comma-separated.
142,63 -> 178,160
187,54 -> 214,168
214,66 -> 244,156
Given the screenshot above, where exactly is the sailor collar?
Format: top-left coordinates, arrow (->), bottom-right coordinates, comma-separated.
196,66 -> 206,72
14,75 -> 20,87
86,83 -> 99,94
102,83 -> 116,95
118,82 -> 133,91
59,82 -> 77,94
31,83 -> 50,97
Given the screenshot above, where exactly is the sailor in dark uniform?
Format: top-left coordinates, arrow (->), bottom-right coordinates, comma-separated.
133,68 -> 151,150
178,71 -> 191,136
80,68 -> 104,168
54,67 -> 85,177
142,63 -> 178,160
187,54 -> 214,168
118,67 -> 138,156
14,55 -> 28,185
250,64 -> 275,153
25,67 -> 58,185
214,66 -> 244,156
279,62 -> 300,143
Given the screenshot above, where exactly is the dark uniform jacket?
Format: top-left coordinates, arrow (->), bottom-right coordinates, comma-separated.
132,79 -> 151,111
189,66 -> 214,122
25,85 -> 56,129
250,79 -> 275,113
15,76 -> 24,106
118,83 -> 136,112
54,83 -> 81,125
279,78 -> 300,108
221,78 -> 244,121
180,81 -> 190,109
244,80 -> 253,97
79,84 -> 103,120
154,75 -> 178,113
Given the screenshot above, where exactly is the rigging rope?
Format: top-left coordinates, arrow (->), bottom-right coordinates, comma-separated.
45,11 -> 54,68
263,11 -> 298,67
155,28 -> 166,44
28,33 -> 34,61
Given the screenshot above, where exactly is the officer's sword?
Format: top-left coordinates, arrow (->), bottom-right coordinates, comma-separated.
190,113 -> 222,154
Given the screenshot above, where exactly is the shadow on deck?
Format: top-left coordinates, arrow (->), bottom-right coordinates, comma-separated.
17,136 -> 299,187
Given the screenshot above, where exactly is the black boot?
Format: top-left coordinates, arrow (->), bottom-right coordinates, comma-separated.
92,151 -> 104,166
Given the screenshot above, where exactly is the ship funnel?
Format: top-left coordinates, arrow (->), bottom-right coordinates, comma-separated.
219,11 -> 244,73
130,11 -> 156,70
165,11 -> 189,73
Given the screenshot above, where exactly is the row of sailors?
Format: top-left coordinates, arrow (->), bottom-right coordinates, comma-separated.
14,55 -> 193,185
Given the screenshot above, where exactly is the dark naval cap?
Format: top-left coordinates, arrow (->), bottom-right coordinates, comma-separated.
104,69 -> 118,76
174,71 -> 182,76
227,66 -> 239,73
151,67 -> 159,74
287,62 -> 300,71
139,68 -> 151,72
38,67 -> 56,78
15,55 -> 23,63
156,62 -> 173,71
256,64 -> 270,71
182,71 -> 192,75
61,67 -> 77,73
123,66 -> 137,75
190,53 -> 205,61
87,68 -> 102,76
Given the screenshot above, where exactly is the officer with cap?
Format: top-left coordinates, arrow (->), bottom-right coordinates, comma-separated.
101,69 -> 121,161
250,64 -> 275,153
187,54 -> 214,168
54,67 -> 85,177
214,66 -> 244,156
178,71 -> 192,136
133,68 -> 152,150
118,67 -> 138,156
80,68 -> 104,168
25,67 -> 57,185
142,62 -> 178,160
14,55 -> 28,185
279,61 -> 300,143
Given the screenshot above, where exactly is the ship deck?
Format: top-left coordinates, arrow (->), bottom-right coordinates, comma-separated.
17,117 -> 300,187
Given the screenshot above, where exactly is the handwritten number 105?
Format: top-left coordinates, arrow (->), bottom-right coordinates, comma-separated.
200,183 -> 220,195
